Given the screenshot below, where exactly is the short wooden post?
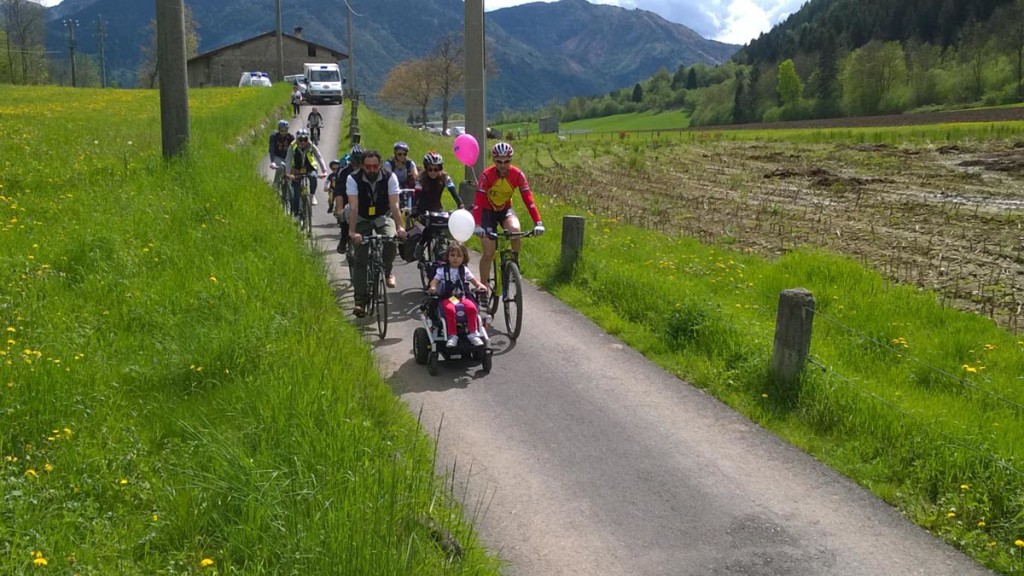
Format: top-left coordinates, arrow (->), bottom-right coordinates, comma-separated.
770,288 -> 815,388
560,215 -> 585,273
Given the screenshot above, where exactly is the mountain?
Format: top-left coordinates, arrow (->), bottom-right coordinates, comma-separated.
42,0 -> 739,111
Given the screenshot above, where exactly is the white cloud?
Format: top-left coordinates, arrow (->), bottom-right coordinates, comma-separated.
715,0 -> 770,44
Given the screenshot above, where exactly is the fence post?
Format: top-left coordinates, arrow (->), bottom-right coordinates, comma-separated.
560,215 -> 585,274
770,288 -> 815,389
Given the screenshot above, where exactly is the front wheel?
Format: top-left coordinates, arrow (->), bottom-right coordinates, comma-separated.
481,349 -> 493,374
503,262 -> 523,340
413,327 -> 429,364
375,270 -> 388,339
486,260 -> 500,317
303,192 -> 313,238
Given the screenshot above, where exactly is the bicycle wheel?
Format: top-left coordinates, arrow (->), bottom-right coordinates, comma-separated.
503,262 -> 523,340
486,257 -> 500,317
303,192 -> 313,238
376,268 -> 388,339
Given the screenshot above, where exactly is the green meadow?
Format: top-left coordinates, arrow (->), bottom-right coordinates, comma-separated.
0,85 -> 500,575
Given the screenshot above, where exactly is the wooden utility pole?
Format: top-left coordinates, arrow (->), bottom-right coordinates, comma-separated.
96,16 -> 107,88
156,0 -> 191,158
63,19 -> 78,87
345,0 -> 355,94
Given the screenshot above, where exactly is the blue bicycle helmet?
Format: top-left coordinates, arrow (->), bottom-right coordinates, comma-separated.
277,119 -> 289,130
393,141 -> 410,152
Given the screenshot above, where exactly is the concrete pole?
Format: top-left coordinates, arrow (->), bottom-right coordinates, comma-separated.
770,288 -> 816,390
560,215 -> 585,273
156,0 -> 191,158
275,0 -> 284,82
464,0 -> 486,190
346,0 -> 355,95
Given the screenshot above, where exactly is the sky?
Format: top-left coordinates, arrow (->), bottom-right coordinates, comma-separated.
30,0 -> 804,45
483,0 -> 805,45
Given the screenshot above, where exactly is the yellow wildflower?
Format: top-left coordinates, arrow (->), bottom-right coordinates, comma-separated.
25,468 -> 37,478
33,551 -> 47,566
209,276 -> 217,283
43,463 -> 53,473
978,521 -> 986,528
947,512 -> 956,518
1016,540 -> 1024,547
960,484 -> 970,490
200,558 -> 215,568
119,478 -> 128,485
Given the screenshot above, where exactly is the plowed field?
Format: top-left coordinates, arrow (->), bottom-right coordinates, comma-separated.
531,109 -> 1024,331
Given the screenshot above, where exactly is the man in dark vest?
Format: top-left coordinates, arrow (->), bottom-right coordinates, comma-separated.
346,149 -> 408,317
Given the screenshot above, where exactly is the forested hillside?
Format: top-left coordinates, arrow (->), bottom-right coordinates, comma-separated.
525,0 -> 1024,128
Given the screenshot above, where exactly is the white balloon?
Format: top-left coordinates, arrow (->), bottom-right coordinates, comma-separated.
448,208 -> 476,242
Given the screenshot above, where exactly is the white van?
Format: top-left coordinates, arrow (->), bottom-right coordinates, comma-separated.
303,63 -> 343,104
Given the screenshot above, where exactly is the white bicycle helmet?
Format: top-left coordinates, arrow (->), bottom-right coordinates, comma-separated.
423,151 -> 444,166
296,128 -> 310,139
491,141 -> 514,158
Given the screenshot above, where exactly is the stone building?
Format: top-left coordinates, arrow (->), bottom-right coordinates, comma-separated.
187,27 -> 347,88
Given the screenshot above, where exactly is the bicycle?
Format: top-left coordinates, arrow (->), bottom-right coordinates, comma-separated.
484,229 -> 535,340
308,124 -> 321,145
291,171 -> 314,239
414,211 -> 452,289
271,162 -> 290,213
362,234 -> 397,339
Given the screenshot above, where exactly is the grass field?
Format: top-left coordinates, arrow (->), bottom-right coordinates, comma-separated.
0,85 -> 500,575
496,109 -> 690,138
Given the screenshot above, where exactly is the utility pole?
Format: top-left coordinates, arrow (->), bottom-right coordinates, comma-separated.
96,16 -> 107,88
464,0 -> 486,185
345,0 -> 355,95
156,0 -> 191,158
63,19 -> 78,87
275,0 -> 284,81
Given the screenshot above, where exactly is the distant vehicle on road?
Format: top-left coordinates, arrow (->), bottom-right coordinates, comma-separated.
303,63 -> 344,105
239,71 -> 272,87
284,73 -> 308,99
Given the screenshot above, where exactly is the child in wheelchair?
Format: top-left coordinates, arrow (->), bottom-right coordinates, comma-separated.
426,242 -> 489,348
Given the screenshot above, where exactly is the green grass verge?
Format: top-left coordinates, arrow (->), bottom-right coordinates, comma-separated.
0,85 -> 500,575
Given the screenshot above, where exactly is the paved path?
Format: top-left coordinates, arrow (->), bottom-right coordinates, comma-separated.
266,111 -> 993,576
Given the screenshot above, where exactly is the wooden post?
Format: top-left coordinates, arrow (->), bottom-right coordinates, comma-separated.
156,0 -> 190,158
560,215 -> 585,273
770,288 -> 815,389
458,181 -> 476,210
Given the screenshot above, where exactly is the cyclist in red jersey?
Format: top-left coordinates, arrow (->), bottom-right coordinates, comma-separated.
471,141 -> 544,286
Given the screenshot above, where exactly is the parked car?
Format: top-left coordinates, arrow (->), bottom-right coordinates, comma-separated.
239,71 -> 272,87
284,73 -> 308,99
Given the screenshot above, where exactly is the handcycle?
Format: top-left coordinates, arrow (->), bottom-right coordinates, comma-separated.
360,233 -> 398,339
484,229 -> 536,341
414,287 -> 493,376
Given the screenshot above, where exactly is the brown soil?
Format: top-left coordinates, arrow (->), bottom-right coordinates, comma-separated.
533,113 -> 1024,332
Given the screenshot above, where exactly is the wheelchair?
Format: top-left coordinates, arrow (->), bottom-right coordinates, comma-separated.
413,288 -> 493,376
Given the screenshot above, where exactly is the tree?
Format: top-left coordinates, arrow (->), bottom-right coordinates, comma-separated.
777,59 -> 804,107
631,82 -> 643,103
958,20 -> 988,101
1,0 -> 46,84
431,33 -> 465,134
840,40 -> 909,115
993,0 -> 1024,100
378,58 -> 436,127
686,67 -> 698,89
137,4 -> 199,88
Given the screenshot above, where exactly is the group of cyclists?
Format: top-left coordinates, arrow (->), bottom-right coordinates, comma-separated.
268,118 -> 546,343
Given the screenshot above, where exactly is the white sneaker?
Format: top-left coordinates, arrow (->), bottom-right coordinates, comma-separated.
311,195 -> 318,205
446,336 -> 459,348
468,335 -> 484,347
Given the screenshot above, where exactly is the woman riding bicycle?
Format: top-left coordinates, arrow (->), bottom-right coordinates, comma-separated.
412,151 -> 464,262
471,141 -> 545,287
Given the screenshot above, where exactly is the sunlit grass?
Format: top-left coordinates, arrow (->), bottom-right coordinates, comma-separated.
0,85 -> 499,575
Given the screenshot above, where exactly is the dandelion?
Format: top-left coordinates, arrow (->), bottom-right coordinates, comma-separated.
1016,540 -> 1024,548
761,393 -> 768,398
25,468 -> 37,478
209,276 -> 217,283
43,463 -> 53,473
979,521 -> 986,528
200,558 -> 215,568
962,364 -> 978,374
983,344 -> 997,351
119,478 -> 128,486
152,513 -> 159,521
32,551 -> 47,566
947,512 -> 956,518
960,484 -> 970,491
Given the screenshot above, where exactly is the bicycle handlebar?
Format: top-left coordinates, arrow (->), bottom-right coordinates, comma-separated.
485,229 -> 536,240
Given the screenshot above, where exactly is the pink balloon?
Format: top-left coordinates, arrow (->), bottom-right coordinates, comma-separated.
452,133 -> 479,166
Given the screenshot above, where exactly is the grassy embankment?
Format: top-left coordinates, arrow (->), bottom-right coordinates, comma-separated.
397,110 -> 1024,572
0,85 -> 501,575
